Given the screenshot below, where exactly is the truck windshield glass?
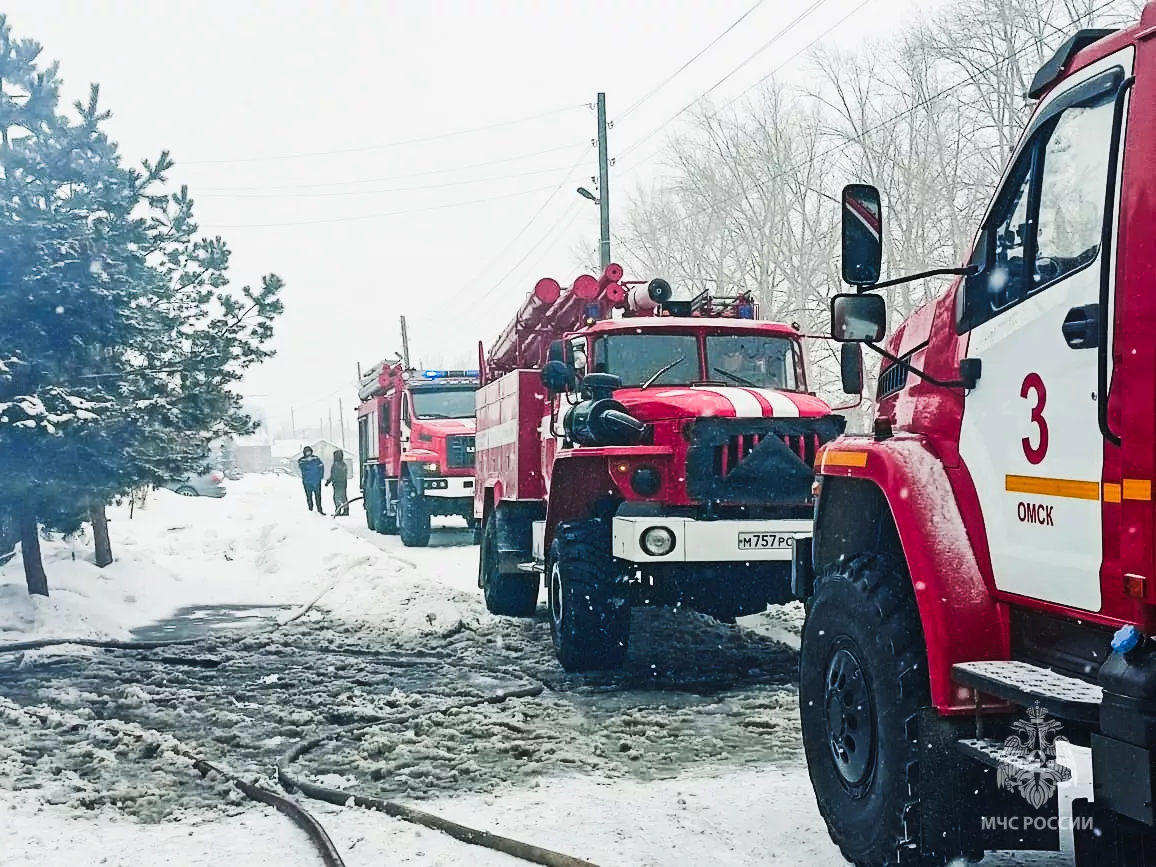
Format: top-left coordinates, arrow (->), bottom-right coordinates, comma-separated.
410,387 -> 476,419
705,335 -> 800,390
591,334 -> 701,387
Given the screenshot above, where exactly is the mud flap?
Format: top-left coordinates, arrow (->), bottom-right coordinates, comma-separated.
917,709 -> 985,863
791,536 -> 813,600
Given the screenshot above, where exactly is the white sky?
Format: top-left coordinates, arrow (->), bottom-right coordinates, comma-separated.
7,0 -> 947,437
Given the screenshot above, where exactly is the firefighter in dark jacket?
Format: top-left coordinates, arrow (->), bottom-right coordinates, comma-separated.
325,449 -> 349,516
298,446 -> 326,514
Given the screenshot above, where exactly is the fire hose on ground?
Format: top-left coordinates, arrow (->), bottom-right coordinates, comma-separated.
0,616 -> 598,863
0,699 -> 347,867
0,680 -> 599,867
276,681 -> 599,867
0,546 -> 601,865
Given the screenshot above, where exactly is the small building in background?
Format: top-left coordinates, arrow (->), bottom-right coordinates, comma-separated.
232,433 -> 274,474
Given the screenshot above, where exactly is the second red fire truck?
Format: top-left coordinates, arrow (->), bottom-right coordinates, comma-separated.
357,361 -> 479,547
474,264 -> 861,670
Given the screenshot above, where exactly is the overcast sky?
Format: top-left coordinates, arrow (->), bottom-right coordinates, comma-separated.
6,0 -> 946,438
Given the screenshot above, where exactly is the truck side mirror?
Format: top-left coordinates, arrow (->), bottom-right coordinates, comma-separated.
831,293 -> 887,343
841,183 -> 883,286
541,360 -> 573,394
840,343 -> 864,394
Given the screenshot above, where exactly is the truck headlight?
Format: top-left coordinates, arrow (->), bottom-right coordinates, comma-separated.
640,526 -> 676,557
424,462 -> 439,473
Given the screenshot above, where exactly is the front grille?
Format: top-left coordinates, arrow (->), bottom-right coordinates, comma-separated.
686,416 -> 846,505
714,432 -> 823,477
877,357 -> 909,399
445,435 -> 476,469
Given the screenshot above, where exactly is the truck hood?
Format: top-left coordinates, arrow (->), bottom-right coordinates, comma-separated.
616,386 -> 831,422
413,418 -> 476,437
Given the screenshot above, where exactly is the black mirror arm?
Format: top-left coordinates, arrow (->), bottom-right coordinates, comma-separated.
829,393 -> 864,413
864,342 -> 977,390
855,264 -> 978,293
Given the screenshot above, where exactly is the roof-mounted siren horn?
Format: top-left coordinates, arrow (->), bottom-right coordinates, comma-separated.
626,277 -> 673,314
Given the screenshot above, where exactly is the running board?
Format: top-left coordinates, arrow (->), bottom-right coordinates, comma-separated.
517,562 -> 543,574
957,737 -> 1074,781
952,660 -> 1102,724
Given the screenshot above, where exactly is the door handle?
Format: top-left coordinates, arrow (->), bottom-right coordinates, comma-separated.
1062,304 -> 1099,349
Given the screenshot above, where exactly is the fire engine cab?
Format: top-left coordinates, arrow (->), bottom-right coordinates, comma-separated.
356,362 -> 479,547
796,6 -> 1156,864
474,264 -> 860,671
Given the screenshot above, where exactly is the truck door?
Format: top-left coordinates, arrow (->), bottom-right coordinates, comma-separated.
957,49 -> 1133,611
400,391 -> 412,455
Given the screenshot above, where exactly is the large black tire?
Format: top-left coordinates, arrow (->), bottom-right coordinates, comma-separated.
479,513 -> 538,616
799,554 -> 932,867
547,518 -> 630,672
364,477 -> 377,532
397,475 -> 430,547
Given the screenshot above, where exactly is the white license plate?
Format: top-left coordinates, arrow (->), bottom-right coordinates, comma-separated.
737,532 -> 794,550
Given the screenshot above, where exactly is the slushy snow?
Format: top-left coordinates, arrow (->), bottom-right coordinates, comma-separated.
0,475 -> 1065,866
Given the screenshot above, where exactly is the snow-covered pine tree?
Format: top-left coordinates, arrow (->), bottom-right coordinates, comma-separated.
0,17 -> 283,593
0,19 -> 154,595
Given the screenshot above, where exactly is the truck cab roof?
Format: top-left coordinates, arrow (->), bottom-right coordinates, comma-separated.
575,317 -> 800,338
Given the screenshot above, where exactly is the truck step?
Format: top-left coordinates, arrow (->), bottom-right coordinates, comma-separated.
956,736 -> 1074,781
516,562 -> 543,574
952,660 -> 1101,724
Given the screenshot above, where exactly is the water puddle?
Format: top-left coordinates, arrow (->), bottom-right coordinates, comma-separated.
130,603 -> 296,641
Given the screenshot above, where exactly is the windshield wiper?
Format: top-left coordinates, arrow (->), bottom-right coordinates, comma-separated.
713,367 -> 758,387
640,357 -> 685,390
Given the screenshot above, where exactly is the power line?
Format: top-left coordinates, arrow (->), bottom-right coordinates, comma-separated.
195,144 -> 582,193
616,0 -> 876,177
615,0 -> 834,161
197,162 -> 580,199
616,0 -> 769,122
441,202 -> 586,334
180,103 -> 587,165
454,146 -> 591,289
471,202 -> 585,311
634,0 -> 1120,236
206,180 -> 571,229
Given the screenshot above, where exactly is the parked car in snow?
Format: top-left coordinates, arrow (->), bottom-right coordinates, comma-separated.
162,470 -> 227,498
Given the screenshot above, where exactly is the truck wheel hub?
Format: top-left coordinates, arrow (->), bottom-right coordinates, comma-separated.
824,646 -> 874,789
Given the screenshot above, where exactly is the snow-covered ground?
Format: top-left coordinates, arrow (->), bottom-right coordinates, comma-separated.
0,476 -> 1065,866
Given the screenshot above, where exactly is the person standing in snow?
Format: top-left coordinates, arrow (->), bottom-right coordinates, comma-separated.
297,446 -> 326,514
326,449 -> 349,516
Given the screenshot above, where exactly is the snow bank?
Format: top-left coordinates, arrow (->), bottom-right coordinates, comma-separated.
0,475 -> 464,644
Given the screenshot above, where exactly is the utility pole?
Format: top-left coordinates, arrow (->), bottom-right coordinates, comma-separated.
338,397 -> 347,449
328,408 -> 334,443
596,92 -> 611,270
290,407 -> 297,439
400,315 -> 411,369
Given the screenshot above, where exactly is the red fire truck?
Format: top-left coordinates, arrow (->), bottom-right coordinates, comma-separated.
474,263 -> 861,671
795,7 -> 1156,864
356,361 -> 479,547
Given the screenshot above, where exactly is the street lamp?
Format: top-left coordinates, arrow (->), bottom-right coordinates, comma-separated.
576,186 -> 600,205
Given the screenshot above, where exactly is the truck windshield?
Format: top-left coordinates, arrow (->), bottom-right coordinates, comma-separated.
704,334 -> 801,390
591,334 -> 701,388
410,387 -> 476,419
